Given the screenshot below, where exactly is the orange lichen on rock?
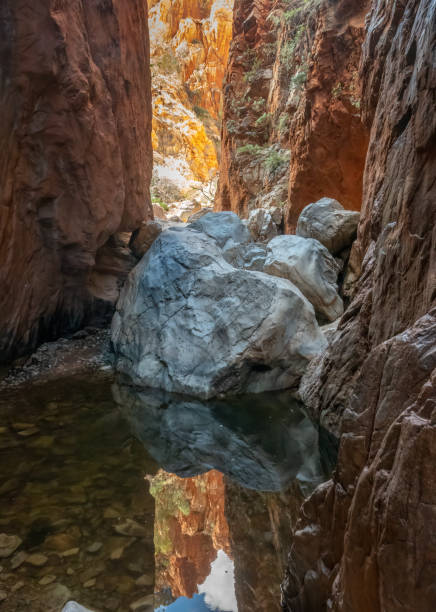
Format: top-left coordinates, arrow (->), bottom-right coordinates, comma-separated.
149,0 -> 233,192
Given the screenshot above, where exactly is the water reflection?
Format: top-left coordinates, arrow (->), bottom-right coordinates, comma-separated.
114,385 -> 326,493
148,470 -> 231,603
114,383 -> 330,611
0,378 -> 332,612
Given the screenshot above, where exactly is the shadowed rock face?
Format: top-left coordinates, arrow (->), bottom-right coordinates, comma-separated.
282,1 -> 436,609
0,0 -> 153,363
114,385 -> 328,493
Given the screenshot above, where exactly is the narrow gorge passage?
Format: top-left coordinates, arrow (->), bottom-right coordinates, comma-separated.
0,1 -> 435,612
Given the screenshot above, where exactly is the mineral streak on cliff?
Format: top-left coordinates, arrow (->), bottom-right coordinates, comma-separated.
149,0 -> 233,203
215,0 -> 370,230
282,0 -> 436,609
0,0 -> 153,363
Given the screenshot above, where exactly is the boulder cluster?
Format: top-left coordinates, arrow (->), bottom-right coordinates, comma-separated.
113,198 -> 359,398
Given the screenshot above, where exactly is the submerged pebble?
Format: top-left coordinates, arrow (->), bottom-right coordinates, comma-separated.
0,534 -> 22,558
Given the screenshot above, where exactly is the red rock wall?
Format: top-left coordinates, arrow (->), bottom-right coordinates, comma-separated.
282,0 -> 436,609
215,0 -> 369,227
285,0 -> 370,230
0,0 -> 153,362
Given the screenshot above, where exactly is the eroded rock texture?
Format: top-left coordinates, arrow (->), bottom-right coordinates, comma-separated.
282,1 -> 436,609
215,0 -> 369,229
149,0 -> 233,199
0,0 -> 153,362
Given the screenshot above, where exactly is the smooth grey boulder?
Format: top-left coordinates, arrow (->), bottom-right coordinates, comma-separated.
223,242 -> 267,271
188,211 -> 251,252
264,235 -> 343,322
247,208 -> 278,242
296,197 -> 360,254
112,228 -> 327,398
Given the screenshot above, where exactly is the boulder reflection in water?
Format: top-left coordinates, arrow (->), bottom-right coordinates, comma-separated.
113,384 -> 327,493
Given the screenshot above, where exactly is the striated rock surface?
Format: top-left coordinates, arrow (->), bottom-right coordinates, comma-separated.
282,0 -> 436,609
0,0 -> 153,363
216,0 -> 370,228
112,227 -> 326,398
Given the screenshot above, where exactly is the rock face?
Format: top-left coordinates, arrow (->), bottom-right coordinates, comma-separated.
112,227 -> 326,398
149,0 -> 233,203
264,235 -> 343,322
188,211 -> 251,253
247,209 -> 278,243
296,198 -> 359,255
0,0 -> 153,363
215,0 -> 370,229
282,1 -> 436,610
129,221 -> 164,259
223,243 -> 267,272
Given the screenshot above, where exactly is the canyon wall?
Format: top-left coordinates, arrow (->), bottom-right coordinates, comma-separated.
0,0 -> 153,363
282,0 -> 436,609
215,0 -> 369,230
149,0 -> 233,203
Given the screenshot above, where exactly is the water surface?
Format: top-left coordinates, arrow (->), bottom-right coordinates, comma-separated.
0,376 -> 331,611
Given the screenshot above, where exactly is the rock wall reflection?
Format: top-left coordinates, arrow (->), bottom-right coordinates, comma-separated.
115,383 -> 334,611
148,468 -> 231,600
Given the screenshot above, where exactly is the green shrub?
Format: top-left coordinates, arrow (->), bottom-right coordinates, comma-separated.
155,51 -> 179,74
332,82 -> 343,98
255,112 -> 271,128
252,98 -> 266,113
236,143 -> 264,156
193,105 -> 210,120
277,112 -> 290,135
264,149 -> 288,173
151,195 -> 169,211
226,119 -> 238,134
243,58 -> 262,84
290,65 -> 308,91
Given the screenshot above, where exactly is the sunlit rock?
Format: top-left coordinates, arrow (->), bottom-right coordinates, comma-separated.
247,208 -> 279,243
149,0 -> 233,204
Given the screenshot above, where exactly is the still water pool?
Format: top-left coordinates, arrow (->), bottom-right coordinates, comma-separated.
0,376 -> 333,611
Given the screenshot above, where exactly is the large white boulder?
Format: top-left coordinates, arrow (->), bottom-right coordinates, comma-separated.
112,228 -> 327,398
264,235 -> 343,322
296,197 -> 360,254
